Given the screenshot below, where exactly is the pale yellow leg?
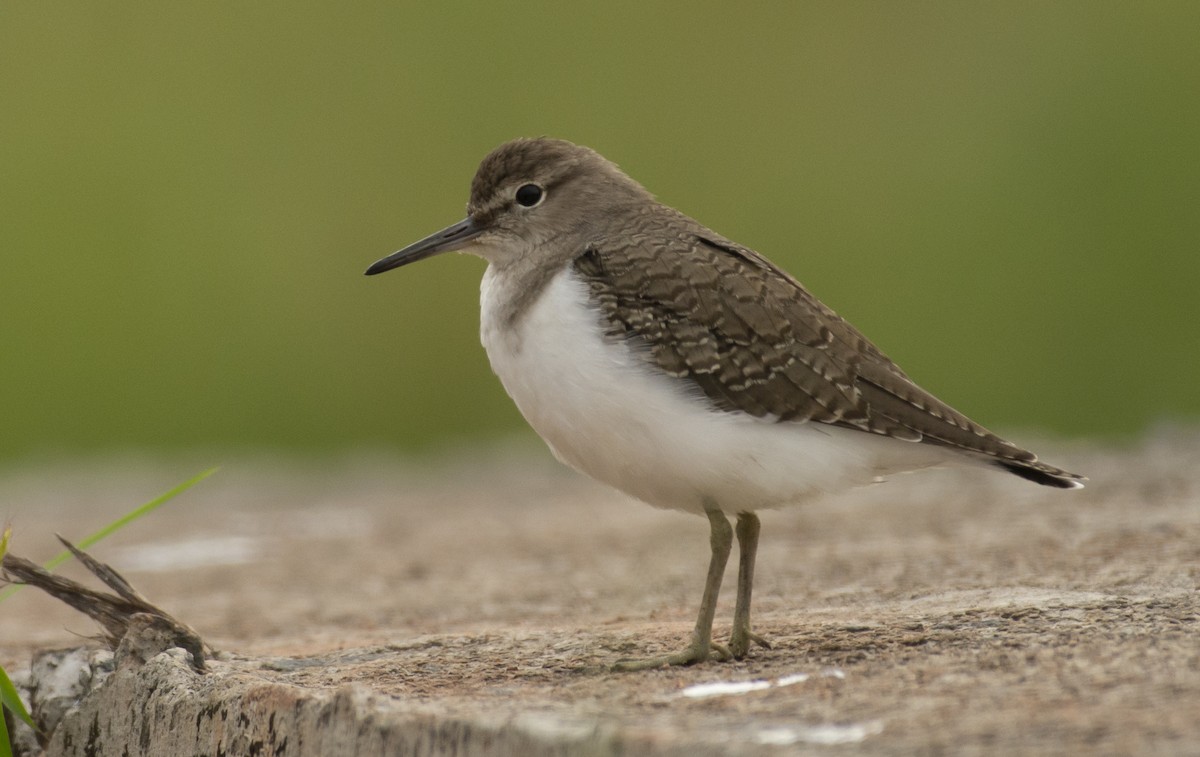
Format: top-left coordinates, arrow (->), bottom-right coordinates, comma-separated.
613,508 -> 733,671
729,511 -> 771,658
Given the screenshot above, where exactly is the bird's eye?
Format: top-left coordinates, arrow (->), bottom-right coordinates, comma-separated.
515,183 -> 544,208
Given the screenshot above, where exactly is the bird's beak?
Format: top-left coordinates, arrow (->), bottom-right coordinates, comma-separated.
365,217 -> 484,275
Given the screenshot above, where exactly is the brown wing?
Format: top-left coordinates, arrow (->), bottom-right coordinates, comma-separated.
572,217 -> 1083,487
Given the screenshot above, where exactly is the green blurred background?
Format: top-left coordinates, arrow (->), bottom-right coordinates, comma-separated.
2,2 -> 1197,463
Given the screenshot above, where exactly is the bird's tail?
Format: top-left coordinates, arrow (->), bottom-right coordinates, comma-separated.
994,459 -> 1085,489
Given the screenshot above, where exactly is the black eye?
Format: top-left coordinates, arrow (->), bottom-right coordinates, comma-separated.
515,183 -> 544,207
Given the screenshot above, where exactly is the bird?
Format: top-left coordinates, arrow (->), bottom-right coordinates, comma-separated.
365,137 -> 1084,671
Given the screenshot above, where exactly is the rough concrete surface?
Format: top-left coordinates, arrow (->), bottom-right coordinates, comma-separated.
1,429 -> 1197,755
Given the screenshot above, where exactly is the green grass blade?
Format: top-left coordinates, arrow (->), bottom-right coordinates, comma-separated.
0,467 -> 218,602
0,705 -> 11,757
0,469 -> 218,744
0,526 -> 15,753
41,466 -> 219,572
0,664 -> 34,733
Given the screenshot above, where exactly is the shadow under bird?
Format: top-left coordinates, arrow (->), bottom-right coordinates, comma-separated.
366,137 -> 1084,671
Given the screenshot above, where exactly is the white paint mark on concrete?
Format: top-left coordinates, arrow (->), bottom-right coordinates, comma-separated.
680,669 -> 833,699
681,679 -> 771,698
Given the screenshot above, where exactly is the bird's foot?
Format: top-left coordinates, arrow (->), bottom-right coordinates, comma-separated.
728,627 -> 772,659
612,640 -> 731,672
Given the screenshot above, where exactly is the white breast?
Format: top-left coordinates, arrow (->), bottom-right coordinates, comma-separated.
480,266 -> 952,514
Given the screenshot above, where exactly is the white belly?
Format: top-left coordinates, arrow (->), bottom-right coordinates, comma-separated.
480,266 -> 952,514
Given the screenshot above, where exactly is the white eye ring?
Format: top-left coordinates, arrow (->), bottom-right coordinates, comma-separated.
515,183 -> 545,208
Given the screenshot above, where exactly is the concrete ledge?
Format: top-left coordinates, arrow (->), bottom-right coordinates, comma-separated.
4,433 -> 1199,755
41,647 -> 631,757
